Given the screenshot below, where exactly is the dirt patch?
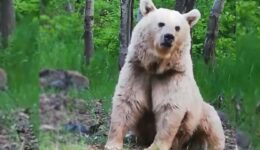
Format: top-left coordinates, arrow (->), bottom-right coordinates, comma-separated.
0,109 -> 38,150
40,93 -> 108,135
39,92 -> 112,148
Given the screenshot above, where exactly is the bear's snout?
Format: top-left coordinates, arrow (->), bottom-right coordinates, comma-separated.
161,33 -> 175,48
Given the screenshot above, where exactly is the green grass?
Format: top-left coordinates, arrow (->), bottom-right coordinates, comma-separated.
39,132 -> 87,150
0,18 -> 39,128
40,142 -> 86,150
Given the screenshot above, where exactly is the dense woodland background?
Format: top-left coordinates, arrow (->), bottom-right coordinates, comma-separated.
0,0 -> 260,149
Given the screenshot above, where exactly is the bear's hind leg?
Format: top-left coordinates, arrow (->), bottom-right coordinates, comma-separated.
199,102 -> 225,150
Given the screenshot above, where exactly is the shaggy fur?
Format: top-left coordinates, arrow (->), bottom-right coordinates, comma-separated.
105,0 -> 225,150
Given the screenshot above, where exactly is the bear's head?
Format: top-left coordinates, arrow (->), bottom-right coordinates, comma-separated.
134,0 -> 201,59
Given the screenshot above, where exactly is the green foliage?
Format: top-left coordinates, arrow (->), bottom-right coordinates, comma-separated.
236,0 -> 260,37
39,13 -> 84,70
14,0 -> 39,19
192,0 -> 236,60
93,0 -> 120,56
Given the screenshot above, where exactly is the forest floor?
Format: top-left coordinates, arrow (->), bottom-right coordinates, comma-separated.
39,92 -> 109,150
0,69 -> 142,150
0,93 -> 143,150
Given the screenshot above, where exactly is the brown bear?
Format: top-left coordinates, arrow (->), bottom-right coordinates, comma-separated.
105,0 -> 225,149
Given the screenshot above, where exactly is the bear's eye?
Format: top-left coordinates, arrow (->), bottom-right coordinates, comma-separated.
175,26 -> 180,32
158,22 -> 165,28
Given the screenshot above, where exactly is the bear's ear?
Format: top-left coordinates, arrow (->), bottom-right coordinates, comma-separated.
140,0 -> 156,16
183,9 -> 201,27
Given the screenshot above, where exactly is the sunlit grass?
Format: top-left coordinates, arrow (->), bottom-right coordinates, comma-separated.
0,18 -> 39,118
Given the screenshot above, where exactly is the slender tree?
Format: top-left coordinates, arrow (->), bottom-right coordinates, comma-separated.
203,0 -> 225,65
119,0 -> 134,69
175,0 -> 196,14
0,0 -> 15,48
84,0 -> 94,64
64,0 -> 75,13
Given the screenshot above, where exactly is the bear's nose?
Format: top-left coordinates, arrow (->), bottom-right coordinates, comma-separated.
164,34 -> 174,42
162,34 -> 174,48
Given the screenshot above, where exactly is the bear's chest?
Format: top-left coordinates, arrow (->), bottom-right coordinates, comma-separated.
131,47 -> 185,75
146,60 -> 172,74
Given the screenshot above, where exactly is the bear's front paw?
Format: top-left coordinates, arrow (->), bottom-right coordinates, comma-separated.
144,147 -> 156,150
144,144 -> 157,150
104,144 -> 122,150
144,143 -> 170,150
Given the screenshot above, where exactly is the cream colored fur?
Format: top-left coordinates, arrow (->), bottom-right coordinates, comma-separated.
105,0 -> 225,150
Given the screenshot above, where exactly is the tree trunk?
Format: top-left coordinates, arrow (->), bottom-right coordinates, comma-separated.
175,0 -> 196,14
0,0 -> 15,48
84,0 -> 94,64
203,0 -> 225,65
119,0 -> 134,69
